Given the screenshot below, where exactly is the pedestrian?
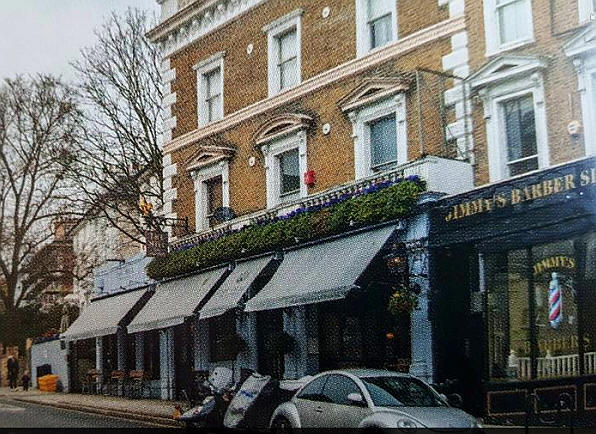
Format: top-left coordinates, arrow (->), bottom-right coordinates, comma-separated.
22,370 -> 30,392
7,355 -> 19,390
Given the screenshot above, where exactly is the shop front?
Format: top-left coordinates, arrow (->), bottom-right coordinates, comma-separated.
430,157 -> 596,423
244,219 -> 431,382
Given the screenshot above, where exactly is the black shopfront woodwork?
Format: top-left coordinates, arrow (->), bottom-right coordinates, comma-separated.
429,157 -> 596,424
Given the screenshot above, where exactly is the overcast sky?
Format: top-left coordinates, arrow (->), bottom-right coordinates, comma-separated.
0,0 -> 160,81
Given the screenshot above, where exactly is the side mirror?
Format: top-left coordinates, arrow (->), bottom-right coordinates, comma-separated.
347,392 -> 366,406
447,393 -> 463,408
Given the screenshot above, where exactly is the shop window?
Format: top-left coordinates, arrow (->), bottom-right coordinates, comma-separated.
356,0 -> 398,56
143,330 -> 161,380
209,311 -> 238,362
486,234 -> 595,381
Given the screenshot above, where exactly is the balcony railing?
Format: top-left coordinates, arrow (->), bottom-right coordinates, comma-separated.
169,156 -> 473,250
516,352 -> 596,380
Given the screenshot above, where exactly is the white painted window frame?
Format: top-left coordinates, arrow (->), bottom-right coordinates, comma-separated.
576,57 -> 596,156
194,51 -> 225,127
347,94 -> 407,180
480,72 -> 549,182
355,0 -> 398,57
578,0 -> 596,23
482,0 -> 534,57
191,161 -> 230,231
261,130 -> 308,208
263,9 -> 303,97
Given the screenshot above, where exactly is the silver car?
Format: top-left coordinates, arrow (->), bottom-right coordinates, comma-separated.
269,369 -> 482,430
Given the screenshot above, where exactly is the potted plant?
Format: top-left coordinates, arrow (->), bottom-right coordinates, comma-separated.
387,284 -> 420,316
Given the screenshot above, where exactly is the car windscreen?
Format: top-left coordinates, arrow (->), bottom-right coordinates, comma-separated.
360,376 -> 446,407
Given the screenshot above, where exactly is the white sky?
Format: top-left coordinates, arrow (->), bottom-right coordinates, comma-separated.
0,0 -> 161,81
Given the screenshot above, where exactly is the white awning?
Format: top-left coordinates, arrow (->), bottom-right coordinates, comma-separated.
60,288 -> 151,341
244,225 -> 395,312
199,256 -> 273,319
127,266 -> 228,334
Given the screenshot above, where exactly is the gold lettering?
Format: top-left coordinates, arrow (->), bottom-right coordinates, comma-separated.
484,198 -> 493,212
568,257 -> 576,268
580,170 -> 590,186
495,193 -> 507,208
531,183 -> 542,199
553,177 -> 563,193
543,179 -> 554,196
511,189 -> 522,204
565,174 -> 576,190
523,187 -> 532,201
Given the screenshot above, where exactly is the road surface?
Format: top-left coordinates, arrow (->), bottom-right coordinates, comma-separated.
0,397 -> 166,428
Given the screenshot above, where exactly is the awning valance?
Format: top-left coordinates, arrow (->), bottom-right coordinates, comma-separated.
61,287 -> 152,341
199,255 -> 274,319
244,225 -> 395,312
127,266 -> 228,334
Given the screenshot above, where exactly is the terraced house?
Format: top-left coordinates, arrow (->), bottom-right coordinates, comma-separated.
61,0 -> 596,422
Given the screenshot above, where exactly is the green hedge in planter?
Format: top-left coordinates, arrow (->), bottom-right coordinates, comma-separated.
147,180 -> 424,280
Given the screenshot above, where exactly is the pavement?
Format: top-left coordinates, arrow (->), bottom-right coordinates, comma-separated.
0,387 -> 184,427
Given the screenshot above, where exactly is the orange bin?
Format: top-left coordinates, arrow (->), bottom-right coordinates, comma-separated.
38,374 -> 59,392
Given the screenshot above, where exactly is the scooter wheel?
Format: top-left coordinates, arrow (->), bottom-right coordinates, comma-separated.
272,416 -> 293,432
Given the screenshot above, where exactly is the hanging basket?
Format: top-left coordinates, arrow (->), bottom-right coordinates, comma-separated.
387,285 -> 419,316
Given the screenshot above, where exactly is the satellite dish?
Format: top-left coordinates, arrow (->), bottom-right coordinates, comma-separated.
212,207 -> 237,223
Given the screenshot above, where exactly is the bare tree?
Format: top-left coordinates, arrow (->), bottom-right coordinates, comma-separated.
69,8 -> 163,244
0,75 -> 82,317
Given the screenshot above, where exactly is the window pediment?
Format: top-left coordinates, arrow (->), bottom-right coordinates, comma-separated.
564,24 -> 596,59
253,113 -> 313,146
469,55 -> 547,89
186,144 -> 236,172
337,76 -> 411,113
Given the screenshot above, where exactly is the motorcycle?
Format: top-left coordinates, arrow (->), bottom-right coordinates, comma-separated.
175,367 -> 236,428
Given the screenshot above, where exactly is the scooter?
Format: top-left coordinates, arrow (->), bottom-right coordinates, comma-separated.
175,367 -> 236,428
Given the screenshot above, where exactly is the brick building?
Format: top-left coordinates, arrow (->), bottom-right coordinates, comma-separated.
63,0 -> 596,421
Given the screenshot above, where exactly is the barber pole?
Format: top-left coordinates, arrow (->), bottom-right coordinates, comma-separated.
548,272 -> 563,329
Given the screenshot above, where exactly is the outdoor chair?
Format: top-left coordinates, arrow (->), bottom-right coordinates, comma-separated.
126,370 -> 150,399
81,369 -> 101,395
107,370 -> 126,396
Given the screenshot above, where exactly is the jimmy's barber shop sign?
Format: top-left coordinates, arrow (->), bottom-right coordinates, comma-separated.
444,165 -> 595,222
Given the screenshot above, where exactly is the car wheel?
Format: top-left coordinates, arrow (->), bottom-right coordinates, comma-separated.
272,416 -> 293,432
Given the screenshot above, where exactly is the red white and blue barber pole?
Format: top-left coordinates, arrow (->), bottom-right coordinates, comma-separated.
548,272 -> 563,329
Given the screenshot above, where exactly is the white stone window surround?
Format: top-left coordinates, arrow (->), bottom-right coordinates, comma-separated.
194,51 -> 225,127
263,9 -> 303,97
261,130 -> 308,209
347,94 -> 408,180
565,26 -> 596,157
191,160 -> 230,231
355,0 -> 399,57
477,73 -> 549,182
578,0 -> 596,23
482,0 -> 534,57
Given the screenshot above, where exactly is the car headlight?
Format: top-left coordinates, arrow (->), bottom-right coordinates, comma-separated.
396,417 -> 418,430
